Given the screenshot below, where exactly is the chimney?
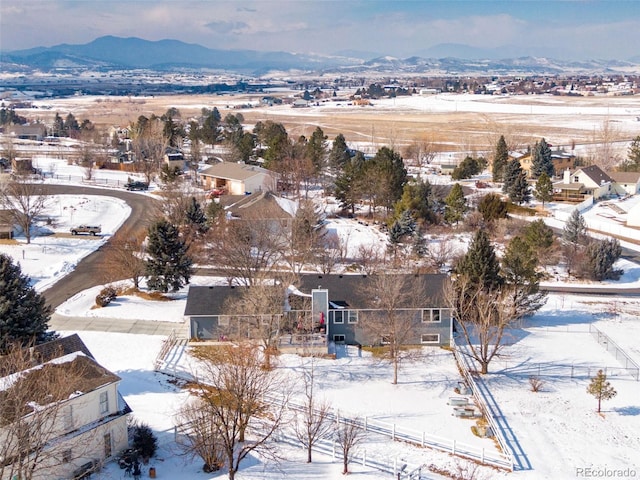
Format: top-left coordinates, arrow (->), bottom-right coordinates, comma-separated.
563,169 -> 571,184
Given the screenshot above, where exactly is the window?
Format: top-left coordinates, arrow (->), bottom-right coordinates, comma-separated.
333,334 -> 345,343
333,311 -> 344,324
104,432 -> 112,458
421,334 -> 440,344
62,449 -> 72,463
347,311 -> 358,324
99,391 -> 109,414
422,309 -> 441,323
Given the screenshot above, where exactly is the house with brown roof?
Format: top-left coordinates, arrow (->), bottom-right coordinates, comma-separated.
200,162 -> 277,195
516,148 -> 575,178
609,171 -> 640,196
553,165 -> 614,201
0,334 -> 130,480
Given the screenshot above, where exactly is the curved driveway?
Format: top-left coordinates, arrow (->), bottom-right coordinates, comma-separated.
41,185 -> 160,309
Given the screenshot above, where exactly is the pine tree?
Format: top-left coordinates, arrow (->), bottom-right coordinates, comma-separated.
585,238 -> 623,281
621,135 -> 640,172
501,236 -> 546,318
411,229 -> 428,258
444,183 -> 467,224
478,193 -> 508,222
563,209 -> 587,246
328,134 -> 351,173
524,219 -> 554,254
185,197 -> 208,233
531,138 -> 554,178
455,230 -> 502,290
0,253 -> 53,352
334,153 -> 364,215
388,209 -> 415,244
306,127 -> 327,173
145,219 -> 193,293
492,135 -> 509,182
371,147 -> 407,211
508,171 -> 531,204
533,173 -> 554,207
587,369 -> 617,413
502,159 -> 523,196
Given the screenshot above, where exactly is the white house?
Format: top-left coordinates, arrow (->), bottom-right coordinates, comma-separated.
609,171 -> 640,196
556,165 -> 614,201
200,162 -> 277,195
0,335 -> 130,480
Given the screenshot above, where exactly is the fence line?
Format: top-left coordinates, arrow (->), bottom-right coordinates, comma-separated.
451,338 -> 515,471
589,324 -> 640,381
267,394 -> 512,471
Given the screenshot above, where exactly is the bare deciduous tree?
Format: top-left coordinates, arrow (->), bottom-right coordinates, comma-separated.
176,398 -> 223,473
100,230 -> 147,288
358,274 -> 428,384
187,344 -> 291,480
334,414 -> 366,475
445,276 -> 519,374
207,215 -> 283,287
355,243 -> 384,275
293,356 -> 332,463
0,176 -> 49,244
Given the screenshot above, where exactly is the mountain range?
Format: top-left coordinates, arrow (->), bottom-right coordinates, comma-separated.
2,36 -> 638,76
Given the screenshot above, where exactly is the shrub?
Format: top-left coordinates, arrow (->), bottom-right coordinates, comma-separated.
132,422 -> 158,460
529,376 -> 544,392
95,286 -> 117,307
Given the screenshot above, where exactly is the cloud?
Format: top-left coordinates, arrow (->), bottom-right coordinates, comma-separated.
204,20 -> 249,35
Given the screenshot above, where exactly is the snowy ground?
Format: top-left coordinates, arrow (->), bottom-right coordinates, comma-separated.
2,155 -> 640,478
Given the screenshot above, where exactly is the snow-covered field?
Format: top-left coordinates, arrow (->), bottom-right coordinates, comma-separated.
2,136 -> 640,478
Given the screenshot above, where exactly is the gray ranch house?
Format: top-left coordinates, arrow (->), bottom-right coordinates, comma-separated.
183,274 -> 452,351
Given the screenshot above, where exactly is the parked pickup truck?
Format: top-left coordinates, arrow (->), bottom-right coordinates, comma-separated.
70,225 -> 101,236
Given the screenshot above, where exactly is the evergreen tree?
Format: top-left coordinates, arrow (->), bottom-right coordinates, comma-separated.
451,156 -> 482,180
393,178 -> 438,225
388,210 -> 415,244
334,153 -> 364,215
563,209 -> 587,246
501,236 -> 547,318
306,127 -> 327,173
371,147 -> 407,211
411,229 -> 428,258
478,193 -> 508,222
621,135 -> 640,172
185,197 -> 208,233
584,238 -> 623,281
531,138 -> 554,178
444,183 -> 467,224
492,135 -> 509,182
508,170 -> 531,204
145,219 -> 193,293
0,253 -> 53,352
533,172 -> 554,207
524,219 -> 554,254
587,369 -> 617,413
502,159 -> 523,196
455,230 -> 502,290
328,134 -> 351,173
52,113 -> 65,137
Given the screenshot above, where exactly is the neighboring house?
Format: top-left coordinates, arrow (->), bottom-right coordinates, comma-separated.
220,191 -> 298,231
183,274 -> 452,349
163,148 -> 185,171
0,334 -> 130,480
553,165 -> 613,201
609,171 -> 640,196
200,162 -> 277,195
7,124 -> 46,141
518,149 -> 575,178
0,209 -> 15,239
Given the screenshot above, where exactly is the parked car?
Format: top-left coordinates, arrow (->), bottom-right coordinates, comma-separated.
70,225 -> 101,236
125,181 -> 149,191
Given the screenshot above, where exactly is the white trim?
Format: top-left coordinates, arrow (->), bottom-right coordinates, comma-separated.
421,333 -> 440,344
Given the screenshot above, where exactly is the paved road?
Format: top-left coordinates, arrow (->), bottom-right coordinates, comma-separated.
40,185 -> 160,309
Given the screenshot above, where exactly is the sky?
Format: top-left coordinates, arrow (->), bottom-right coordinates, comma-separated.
1,1 -> 640,60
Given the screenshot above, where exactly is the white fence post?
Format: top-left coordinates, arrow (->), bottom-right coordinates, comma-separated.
392,423 -> 396,440
364,416 -> 367,432
421,431 -> 425,447
452,439 -> 456,455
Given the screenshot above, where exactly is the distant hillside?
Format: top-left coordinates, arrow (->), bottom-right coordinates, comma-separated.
1,36 -> 638,76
